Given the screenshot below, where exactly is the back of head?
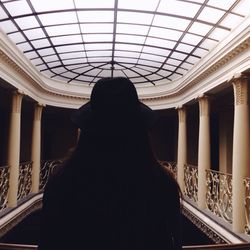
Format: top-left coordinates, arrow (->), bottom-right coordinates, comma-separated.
71,77 -> 156,136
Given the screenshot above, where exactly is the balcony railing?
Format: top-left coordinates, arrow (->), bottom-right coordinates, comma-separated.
0,166 -> 9,212
39,159 -> 63,190
206,169 -> 232,223
244,177 -> 250,234
184,164 -> 198,203
17,162 -> 32,201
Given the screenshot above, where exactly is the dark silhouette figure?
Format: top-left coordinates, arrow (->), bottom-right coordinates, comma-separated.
38,77 -> 182,250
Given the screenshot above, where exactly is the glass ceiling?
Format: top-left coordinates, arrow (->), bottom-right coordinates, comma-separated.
0,0 -> 249,86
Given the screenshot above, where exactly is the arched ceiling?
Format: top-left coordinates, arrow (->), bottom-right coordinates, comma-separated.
0,0 -> 249,87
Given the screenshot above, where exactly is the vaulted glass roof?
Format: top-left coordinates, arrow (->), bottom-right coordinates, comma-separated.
0,0 -> 249,86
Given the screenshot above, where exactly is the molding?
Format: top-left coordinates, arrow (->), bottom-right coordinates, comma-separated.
0,193 -> 42,238
182,199 -> 245,244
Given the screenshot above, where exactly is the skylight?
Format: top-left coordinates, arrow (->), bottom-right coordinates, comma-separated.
0,0 -> 249,85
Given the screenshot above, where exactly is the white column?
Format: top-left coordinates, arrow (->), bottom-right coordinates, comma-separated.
232,75 -> 250,233
7,91 -> 23,207
197,96 -> 211,209
31,103 -> 44,193
177,107 -> 187,193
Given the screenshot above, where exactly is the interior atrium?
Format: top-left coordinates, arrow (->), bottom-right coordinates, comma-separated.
0,0 -> 250,249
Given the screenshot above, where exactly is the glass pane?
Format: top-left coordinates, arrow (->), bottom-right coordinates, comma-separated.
31,38 -> 51,49
74,0 -> 114,8
51,67 -> 67,74
88,57 -> 112,62
31,58 -> 43,65
59,52 -> 86,60
167,58 -> 180,66
0,6 -> 8,20
233,0 -> 250,16
117,24 -> 149,36
142,47 -> 170,57
208,0 -> 236,9
117,11 -> 153,25
193,48 -> 208,57
0,20 -> 17,33
4,1 -> 32,15
138,59 -> 161,68
39,12 -> 77,26
83,34 -> 113,42
198,7 -> 225,23
149,27 -> 182,41
209,28 -> 229,40
31,0 -> 74,12
63,58 -> 87,65
24,28 -> 45,40
16,42 -> 33,52
85,43 -> 112,50
116,34 -> 146,44
15,16 -> 39,29
113,70 -> 126,77
25,51 -> 38,59
145,37 -> 176,49
45,24 -> 80,36
77,11 -> 114,22
60,72 -> 78,78
56,44 -> 84,53
41,70 -> 55,77
220,14 -> 244,30
140,53 -> 165,63
176,43 -> 194,53
80,23 -> 113,34
158,0 -> 200,18
43,55 -> 59,62
153,15 -> 190,31
118,0 -> 159,11
171,52 -> 187,60
116,43 -> 143,52
189,22 -> 212,36
115,57 -> 137,64
87,51 -> 112,57
9,32 -> 25,43
182,33 -> 203,45
51,35 -> 83,46
38,48 -> 55,56
115,51 -> 140,58
201,39 -> 217,49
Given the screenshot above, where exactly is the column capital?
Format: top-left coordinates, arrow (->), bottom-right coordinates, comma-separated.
34,103 -> 44,121
198,95 -> 210,117
232,74 -> 249,106
11,91 -> 24,113
177,106 -> 187,123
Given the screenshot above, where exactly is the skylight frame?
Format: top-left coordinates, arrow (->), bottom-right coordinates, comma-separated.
0,0 -> 248,85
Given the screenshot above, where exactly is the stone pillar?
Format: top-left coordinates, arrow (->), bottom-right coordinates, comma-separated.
31,103 -> 44,193
197,96 -> 211,209
232,75 -> 250,233
7,91 -> 23,207
177,106 -> 187,193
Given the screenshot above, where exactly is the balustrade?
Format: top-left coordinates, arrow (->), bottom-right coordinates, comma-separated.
17,162 -> 32,201
205,169 -> 232,223
243,177 -> 250,234
0,166 -> 9,212
184,164 -> 198,202
39,159 -> 62,190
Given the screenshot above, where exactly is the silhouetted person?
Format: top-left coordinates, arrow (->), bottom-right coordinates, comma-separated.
38,77 -> 182,250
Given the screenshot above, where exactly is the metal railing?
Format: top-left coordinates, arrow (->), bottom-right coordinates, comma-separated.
0,166 -> 9,212
205,169 -> 232,223
17,162 -> 32,201
184,164 -> 198,203
39,159 -> 63,190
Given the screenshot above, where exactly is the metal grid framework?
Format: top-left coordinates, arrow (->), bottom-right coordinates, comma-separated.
0,0 -> 249,86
